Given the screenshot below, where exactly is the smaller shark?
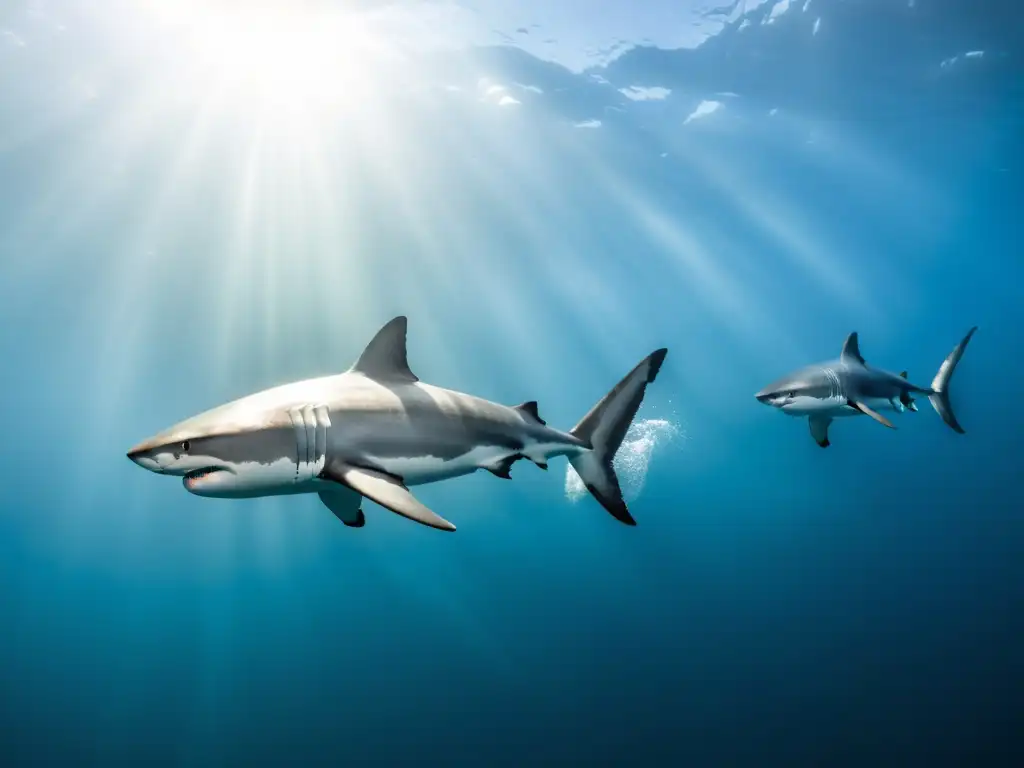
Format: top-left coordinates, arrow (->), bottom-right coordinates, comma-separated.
755,327 -> 977,447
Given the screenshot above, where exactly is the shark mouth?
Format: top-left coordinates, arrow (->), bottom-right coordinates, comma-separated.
184,467 -> 229,489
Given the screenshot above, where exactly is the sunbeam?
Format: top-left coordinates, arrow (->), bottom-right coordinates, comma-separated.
131,1 -> 401,121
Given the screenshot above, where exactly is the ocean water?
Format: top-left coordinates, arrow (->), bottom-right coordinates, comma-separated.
1,0 -> 1022,765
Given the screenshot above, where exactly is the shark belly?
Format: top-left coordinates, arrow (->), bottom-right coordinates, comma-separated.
783,395 -> 901,419
373,445 -> 520,486
782,395 -> 848,416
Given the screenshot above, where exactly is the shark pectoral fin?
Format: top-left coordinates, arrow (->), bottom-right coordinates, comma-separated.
323,461 -> 456,532
808,416 -> 832,448
318,489 -> 365,528
848,399 -> 896,429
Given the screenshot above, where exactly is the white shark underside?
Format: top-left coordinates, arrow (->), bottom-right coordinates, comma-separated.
755,327 -> 977,448
128,317 -> 669,531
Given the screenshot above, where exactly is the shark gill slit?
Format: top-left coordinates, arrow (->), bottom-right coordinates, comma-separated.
314,405 -> 330,476
827,368 -> 841,400
312,407 -> 324,467
304,409 -> 312,476
302,405 -> 317,479
289,408 -> 307,481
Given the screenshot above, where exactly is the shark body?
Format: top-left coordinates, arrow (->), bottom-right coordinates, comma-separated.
128,316 -> 668,530
755,327 -> 977,447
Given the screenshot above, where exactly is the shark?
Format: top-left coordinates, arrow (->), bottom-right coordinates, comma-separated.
754,327 -> 977,447
127,316 -> 669,531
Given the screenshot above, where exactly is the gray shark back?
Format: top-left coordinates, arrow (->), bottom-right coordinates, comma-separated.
323,375 -> 583,474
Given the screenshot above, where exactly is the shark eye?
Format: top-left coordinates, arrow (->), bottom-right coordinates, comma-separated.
181,441 -> 191,452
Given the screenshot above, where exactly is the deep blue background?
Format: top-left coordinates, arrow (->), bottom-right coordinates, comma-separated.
1,1 -> 1022,765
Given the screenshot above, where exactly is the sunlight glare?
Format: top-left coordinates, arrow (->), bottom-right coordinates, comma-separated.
142,2 -> 399,123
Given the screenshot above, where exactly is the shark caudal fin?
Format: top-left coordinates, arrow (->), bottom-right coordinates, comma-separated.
928,326 -> 978,434
568,348 -> 668,526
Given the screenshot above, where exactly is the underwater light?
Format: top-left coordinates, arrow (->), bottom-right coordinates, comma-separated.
134,0 -> 400,120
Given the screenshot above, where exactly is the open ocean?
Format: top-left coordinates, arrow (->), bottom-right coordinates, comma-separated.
1,1 -> 1021,765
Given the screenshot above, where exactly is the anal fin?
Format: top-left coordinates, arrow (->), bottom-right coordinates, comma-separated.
848,399 -> 896,429
322,460 -> 456,532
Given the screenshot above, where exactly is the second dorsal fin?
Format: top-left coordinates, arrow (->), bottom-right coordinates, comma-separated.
349,316 -> 419,383
514,401 -> 546,425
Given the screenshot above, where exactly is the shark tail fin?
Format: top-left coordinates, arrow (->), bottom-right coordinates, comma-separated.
568,348 -> 668,526
928,327 -> 978,434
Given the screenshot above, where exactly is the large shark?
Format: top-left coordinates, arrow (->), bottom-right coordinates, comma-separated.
755,327 -> 977,447
127,316 -> 668,531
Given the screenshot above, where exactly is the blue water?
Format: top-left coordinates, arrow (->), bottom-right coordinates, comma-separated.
1,1 -> 1022,765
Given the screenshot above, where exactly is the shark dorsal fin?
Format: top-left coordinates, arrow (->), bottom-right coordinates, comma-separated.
514,401 -> 546,425
841,332 -> 866,366
899,371 -> 908,378
350,316 -> 419,382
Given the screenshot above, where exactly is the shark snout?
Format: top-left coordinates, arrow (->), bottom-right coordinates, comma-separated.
127,442 -> 163,473
754,390 -> 774,405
